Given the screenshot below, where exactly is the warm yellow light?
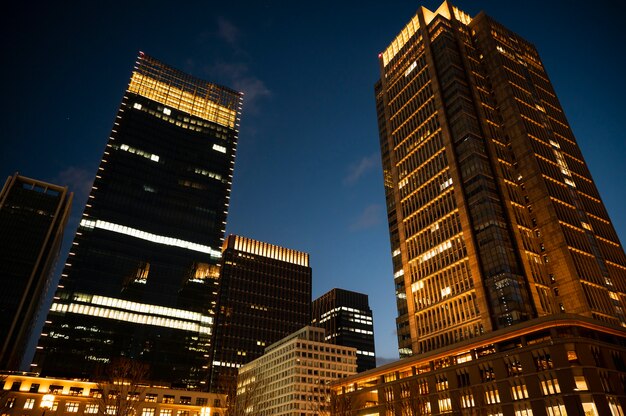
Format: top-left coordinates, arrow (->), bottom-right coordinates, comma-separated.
41,394 -> 55,409
128,73 -> 237,128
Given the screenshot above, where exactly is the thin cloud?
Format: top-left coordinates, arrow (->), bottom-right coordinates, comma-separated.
54,166 -> 93,205
210,62 -> 271,113
217,17 -> 240,46
350,204 -> 382,231
344,153 -> 379,185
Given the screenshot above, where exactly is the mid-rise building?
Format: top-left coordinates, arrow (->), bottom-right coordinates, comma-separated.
0,174 -> 72,371
237,326 -> 357,416
34,53 -> 243,388
330,1 -> 626,414
209,235 -> 312,394
0,373 -> 227,416
311,288 -> 376,372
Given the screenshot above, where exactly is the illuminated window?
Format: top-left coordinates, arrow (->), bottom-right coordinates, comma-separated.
511,382 -> 528,400
66,402 -> 80,413
142,408 -> 156,416
485,386 -> 500,404
24,398 -> 35,409
106,405 -> 118,415
161,410 -> 172,416
85,404 -> 99,414
582,401 -> 599,416
163,395 -> 175,404
163,107 -> 171,115
133,103 -> 142,110
80,218 -> 221,257
213,144 -> 227,153
145,394 -> 157,403
89,389 -> 103,398
574,376 -> 588,391
540,376 -> 561,395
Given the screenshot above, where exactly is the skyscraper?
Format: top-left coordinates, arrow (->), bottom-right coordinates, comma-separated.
311,288 -> 376,372
375,1 -> 626,357
34,53 -> 243,388
209,235 -> 312,394
0,174 -> 72,370
331,3 -> 626,415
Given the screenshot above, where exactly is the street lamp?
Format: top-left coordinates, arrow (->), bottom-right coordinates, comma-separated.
40,394 -> 55,416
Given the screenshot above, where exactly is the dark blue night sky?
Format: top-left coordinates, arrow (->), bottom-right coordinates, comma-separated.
2,1 -> 625,362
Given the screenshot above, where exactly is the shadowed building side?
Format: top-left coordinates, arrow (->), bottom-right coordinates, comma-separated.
209,235 -> 312,394
0,174 -> 72,371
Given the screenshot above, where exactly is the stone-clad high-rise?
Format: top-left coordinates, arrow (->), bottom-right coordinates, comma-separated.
331,3 -> 626,415
34,53 -> 242,388
375,1 -> 626,358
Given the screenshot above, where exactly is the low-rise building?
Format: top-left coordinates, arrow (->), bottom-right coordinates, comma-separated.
330,315 -> 626,415
236,326 -> 357,415
0,373 -> 226,416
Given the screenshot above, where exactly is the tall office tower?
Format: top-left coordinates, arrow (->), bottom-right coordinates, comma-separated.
331,3 -> 626,415
376,1 -> 626,358
311,288 -> 376,372
0,174 -> 72,370
209,235 -> 312,394
237,326 -> 356,416
34,53 -> 243,388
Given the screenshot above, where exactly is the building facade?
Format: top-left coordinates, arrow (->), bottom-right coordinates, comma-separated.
209,235 -> 312,394
331,316 -> 626,415
0,174 -> 72,371
34,53 -> 243,388
312,288 -> 376,372
0,373 -> 227,416
376,1 -> 626,358
330,1 -> 626,414
237,326 -> 357,416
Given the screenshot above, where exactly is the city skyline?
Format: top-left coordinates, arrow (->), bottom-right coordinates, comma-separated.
1,0 -> 625,363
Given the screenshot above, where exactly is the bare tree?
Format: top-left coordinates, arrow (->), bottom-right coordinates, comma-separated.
225,372 -> 265,416
95,357 -> 149,416
329,390 -> 354,416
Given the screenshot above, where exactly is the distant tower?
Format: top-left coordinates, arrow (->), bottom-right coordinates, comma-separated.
312,288 -> 376,372
375,1 -> 626,357
209,235 -> 312,393
0,174 -> 72,370
35,53 -> 243,388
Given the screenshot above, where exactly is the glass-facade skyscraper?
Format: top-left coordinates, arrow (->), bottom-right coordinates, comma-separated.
375,2 -> 626,358
311,288 -> 376,372
0,174 -> 72,371
34,53 -> 242,388
209,235 -> 312,394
